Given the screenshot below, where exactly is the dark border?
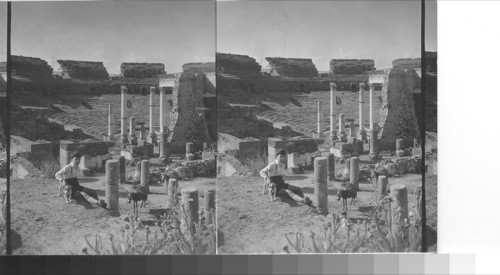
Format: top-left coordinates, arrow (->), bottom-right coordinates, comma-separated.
420,0 -> 428,253
5,0 -> 12,255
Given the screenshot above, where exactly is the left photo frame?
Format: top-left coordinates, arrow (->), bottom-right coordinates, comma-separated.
0,1 -> 7,256
5,1 -> 216,255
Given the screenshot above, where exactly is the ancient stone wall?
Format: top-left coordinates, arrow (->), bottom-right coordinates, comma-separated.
329,59 -> 375,75
10,105 -> 92,156
9,55 -> 54,81
217,74 -> 330,94
392,58 -> 420,69
183,62 -> 216,73
377,67 -> 421,148
265,57 -> 319,78
168,72 -> 212,153
216,53 -> 262,76
120,63 -> 166,79
57,60 -> 110,81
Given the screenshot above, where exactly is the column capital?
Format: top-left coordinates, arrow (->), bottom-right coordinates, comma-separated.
329,82 -> 337,89
121,86 -> 128,93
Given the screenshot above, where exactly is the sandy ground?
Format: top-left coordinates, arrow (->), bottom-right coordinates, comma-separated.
217,161 -> 422,254
10,169 -> 215,255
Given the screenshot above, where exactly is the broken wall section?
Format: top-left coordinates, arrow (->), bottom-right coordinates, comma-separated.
216,53 -> 262,76
168,72 -> 212,153
120,63 -> 166,79
265,57 -> 319,78
377,67 -> 421,149
57,60 -> 110,81
8,55 -> 54,81
330,59 -> 375,75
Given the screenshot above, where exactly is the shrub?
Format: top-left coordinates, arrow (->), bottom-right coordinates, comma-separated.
82,204 -> 216,255
39,159 -> 60,179
240,154 -> 268,177
284,198 -> 421,253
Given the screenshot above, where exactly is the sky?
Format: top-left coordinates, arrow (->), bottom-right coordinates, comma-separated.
10,1 -> 215,74
218,0 -> 436,71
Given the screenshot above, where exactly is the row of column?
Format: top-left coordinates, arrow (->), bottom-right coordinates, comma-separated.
104,157 -> 216,224
317,83 -> 376,140
108,86 -> 168,144
313,155 -> 410,241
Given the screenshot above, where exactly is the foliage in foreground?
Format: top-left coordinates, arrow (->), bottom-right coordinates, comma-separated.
284,198 -> 421,253
82,206 -> 216,255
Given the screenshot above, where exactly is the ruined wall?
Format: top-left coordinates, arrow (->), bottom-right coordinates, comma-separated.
57,60 -> 109,81
329,59 -> 375,75
217,74 -> 330,94
168,72 -> 212,153
10,105 -> 92,156
216,53 -> 262,76
377,67 -> 421,148
9,55 -> 53,81
183,62 -> 216,73
265,57 -> 319,78
392,58 -> 420,69
393,52 -> 437,73
120,63 -> 166,79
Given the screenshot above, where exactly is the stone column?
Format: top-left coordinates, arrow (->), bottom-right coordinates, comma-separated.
181,187 -> 199,229
369,129 -> 378,156
159,87 -> 165,133
396,139 -> 404,151
390,184 -> 409,247
338,113 -> 346,142
324,152 -> 335,181
317,100 -> 323,138
117,155 -> 126,185
159,132 -> 169,163
139,124 -> 146,141
166,178 -> 178,208
186,142 -> 194,154
329,82 -> 337,140
148,87 -> 156,143
107,104 -> 114,140
120,86 -> 128,143
349,123 -> 356,138
377,175 -> 388,200
105,159 -> 119,213
349,157 -> 360,190
358,83 -> 366,139
129,117 -> 137,145
369,83 -> 374,130
203,188 -> 216,224
313,157 -> 328,214
140,160 -> 150,193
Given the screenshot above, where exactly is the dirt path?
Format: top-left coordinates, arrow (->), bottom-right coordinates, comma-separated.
11,174 -> 215,255
217,168 -> 421,254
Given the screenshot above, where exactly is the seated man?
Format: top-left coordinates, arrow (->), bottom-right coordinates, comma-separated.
260,149 -> 312,206
55,152 -> 107,208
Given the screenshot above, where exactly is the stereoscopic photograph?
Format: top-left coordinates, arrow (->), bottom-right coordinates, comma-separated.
216,0 -> 435,253
7,1 -> 216,255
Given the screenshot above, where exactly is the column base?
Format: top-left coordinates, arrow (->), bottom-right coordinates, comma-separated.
129,135 -> 138,146
357,130 -> 367,141
337,132 -> 347,142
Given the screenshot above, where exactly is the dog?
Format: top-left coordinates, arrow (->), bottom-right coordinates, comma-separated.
262,180 -> 278,201
128,185 -> 148,214
337,186 -> 357,211
63,185 -> 74,204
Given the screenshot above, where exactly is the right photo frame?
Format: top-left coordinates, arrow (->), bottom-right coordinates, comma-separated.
215,0 -> 437,254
